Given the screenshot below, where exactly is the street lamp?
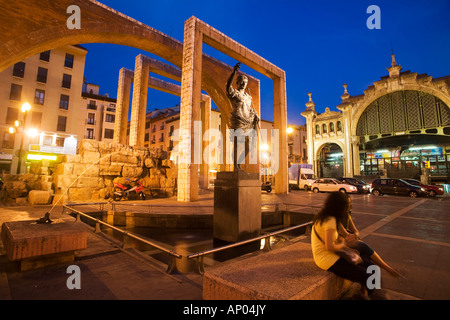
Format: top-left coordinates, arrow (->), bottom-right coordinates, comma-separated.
14,102 -> 31,174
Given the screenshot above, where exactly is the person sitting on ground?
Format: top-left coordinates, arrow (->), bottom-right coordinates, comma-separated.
338,195 -> 402,278
311,192 -> 376,299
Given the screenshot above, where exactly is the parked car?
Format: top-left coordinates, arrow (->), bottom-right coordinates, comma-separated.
370,178 -> 427,198
336,177 -> 370,193
311,178 -> 359,194
402,179 -> 445,197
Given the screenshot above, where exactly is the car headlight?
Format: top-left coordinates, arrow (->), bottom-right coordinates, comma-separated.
351,186 -> 356,190
420,188 -> 426,192
439,188 -> 443,191
308,183 -> 312,186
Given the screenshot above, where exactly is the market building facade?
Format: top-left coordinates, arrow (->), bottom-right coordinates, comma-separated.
302,56 -> 450,184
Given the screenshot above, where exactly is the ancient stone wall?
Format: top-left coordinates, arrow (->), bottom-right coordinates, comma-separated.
0,140 -> 177,204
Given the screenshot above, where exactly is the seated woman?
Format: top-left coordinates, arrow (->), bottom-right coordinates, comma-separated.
311,192 -> 376,299
339,196 -> 401,278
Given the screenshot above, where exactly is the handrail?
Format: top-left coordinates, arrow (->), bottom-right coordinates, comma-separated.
187,220 -> 313,274
62,205 -> 182,274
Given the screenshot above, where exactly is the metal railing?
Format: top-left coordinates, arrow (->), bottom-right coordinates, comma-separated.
186,221 -> 313,274
63,201 -> 318,274
62,205 -> 182,274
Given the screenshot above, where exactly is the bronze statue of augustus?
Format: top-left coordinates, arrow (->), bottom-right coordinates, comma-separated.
226,62 -> 260,170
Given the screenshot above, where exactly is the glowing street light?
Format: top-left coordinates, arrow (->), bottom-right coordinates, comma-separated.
287,127 -> 294,134
21,102 -> 31,113
16,102 -> 31,174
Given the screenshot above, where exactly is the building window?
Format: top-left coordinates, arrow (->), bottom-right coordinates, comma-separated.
13,62 -> 25,78
2,132 -> 15,149
40,50 -> 50,62
31,111 -> 42,128
144,133 -> 149,141
169,125 -> 175,137
57,116 -> 67,132
36,67 -> 48,83
86,128 -> 94,139
9,83 -> 22,101
159,133 -> 164,142
62,74 -> 72,89
34,89 -> 45,105
145,120 -> 150,129
105,114 -> 115,123
322,123 -> 327,134
107,104 -> 116,112
87,113 -> 95,125
6,107 -> 18,125
55,137 -> 65,147
64,53 -> 74,68
59,94 -> 69,110
315,124 -> 320,135
330,122 -> 335,133
337,121 -> 342,131
104,129 -> 114,139
87,100 -> 97,110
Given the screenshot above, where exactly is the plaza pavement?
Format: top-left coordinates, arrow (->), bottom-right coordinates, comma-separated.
0,190 -> 449,300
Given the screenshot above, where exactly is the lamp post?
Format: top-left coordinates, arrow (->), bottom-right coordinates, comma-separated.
16,102 -> 31,174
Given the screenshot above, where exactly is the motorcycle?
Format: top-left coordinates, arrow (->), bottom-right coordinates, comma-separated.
113,179 -> 146,201
261,181 -> 272,193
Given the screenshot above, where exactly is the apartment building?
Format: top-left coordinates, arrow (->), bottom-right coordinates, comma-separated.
0,45 -> 116,174
81,83 -> 117,142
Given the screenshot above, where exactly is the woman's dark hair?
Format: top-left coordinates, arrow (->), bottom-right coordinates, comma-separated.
314,192 -> 350,227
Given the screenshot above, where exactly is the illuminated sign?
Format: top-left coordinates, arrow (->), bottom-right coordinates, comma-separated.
27,154 -> 57,161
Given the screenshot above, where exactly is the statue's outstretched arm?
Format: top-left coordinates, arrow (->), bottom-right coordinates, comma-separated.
226,62 -> 241,96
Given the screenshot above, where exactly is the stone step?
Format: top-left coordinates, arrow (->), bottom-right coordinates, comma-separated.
203,239 -> 351,300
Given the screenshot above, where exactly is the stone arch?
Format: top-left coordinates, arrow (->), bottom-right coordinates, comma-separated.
0,0 -> 259,123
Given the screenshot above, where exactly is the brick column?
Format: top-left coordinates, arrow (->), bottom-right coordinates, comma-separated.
273,74 -> 288,194
129,54 -> 149,146
177,17 -> 203,202
114,68 -> 132,144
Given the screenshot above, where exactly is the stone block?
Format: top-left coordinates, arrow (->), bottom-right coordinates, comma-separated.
213,171 -> 261,242
79,139 -> 99,152
15,197 -> 27,205
203,241 -> 351,300
122,165 -> 143,177
56,163 -> 74,175
64,154 -> 82,163
99,164 -> 122,176
28,190 -> 52,205
1,220 -> 87,271
82,151 -> 100,164
68,188 -> 94,201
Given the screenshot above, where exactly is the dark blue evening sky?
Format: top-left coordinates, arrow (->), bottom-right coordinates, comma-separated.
81,0 -> 450,125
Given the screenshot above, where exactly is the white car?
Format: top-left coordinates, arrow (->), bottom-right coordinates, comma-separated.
311,178 -> 359,194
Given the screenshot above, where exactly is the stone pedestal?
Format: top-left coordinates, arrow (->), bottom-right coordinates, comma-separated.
1,220 -> 87,271
213,171 -> 261,243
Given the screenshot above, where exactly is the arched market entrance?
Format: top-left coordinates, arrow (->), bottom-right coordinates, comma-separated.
316,143 -> 344,178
